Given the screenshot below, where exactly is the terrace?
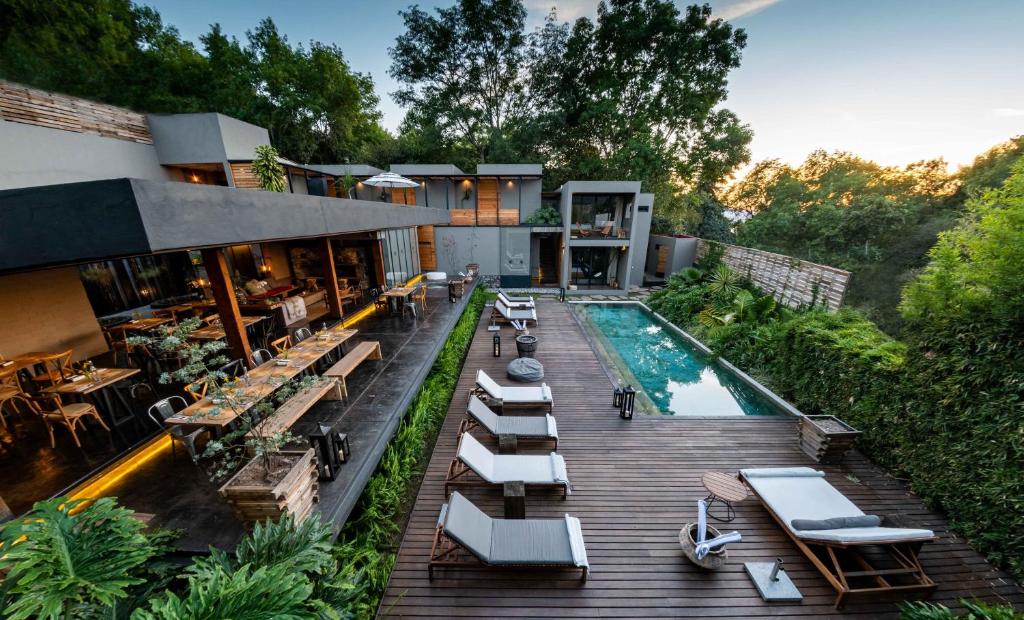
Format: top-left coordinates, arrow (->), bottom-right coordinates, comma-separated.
381,300 -> 1023,617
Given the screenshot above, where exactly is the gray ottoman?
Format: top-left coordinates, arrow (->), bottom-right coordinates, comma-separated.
507,357 -> 544,382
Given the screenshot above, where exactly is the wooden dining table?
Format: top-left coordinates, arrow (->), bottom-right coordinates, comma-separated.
188,316 -> 265,341
115,317 -> 174,332
382,287 -> 415,314
44,367 -> 143,441
165,325 -> 358,430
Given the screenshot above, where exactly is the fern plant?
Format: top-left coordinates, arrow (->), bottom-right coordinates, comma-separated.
0,497 -> 156,620
251,144 -> 287,193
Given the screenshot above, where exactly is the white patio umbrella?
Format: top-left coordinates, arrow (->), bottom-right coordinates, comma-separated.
362,172 -> 419,201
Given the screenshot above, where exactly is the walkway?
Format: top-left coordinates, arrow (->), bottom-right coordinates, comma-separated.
380,300 -> 1022,618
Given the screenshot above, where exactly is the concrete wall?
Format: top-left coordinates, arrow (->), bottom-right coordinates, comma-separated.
147,113 -> 270,165
517,178 -> 543,222
628,192 -> 654,287
646,235 -> 699,279
433,227 -> 501,275
288,173 -> 309,195
0,268 -> 107,361
696,240 -> 852,311
0,119 -> 172,190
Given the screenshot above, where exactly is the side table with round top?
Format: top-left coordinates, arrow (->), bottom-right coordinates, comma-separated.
702,471 -> 748,522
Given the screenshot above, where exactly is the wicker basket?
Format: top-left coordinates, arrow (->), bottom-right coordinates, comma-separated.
679,523 -> 728,570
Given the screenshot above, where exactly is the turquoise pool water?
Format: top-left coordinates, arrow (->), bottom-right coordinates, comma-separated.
574,303 -> 781,416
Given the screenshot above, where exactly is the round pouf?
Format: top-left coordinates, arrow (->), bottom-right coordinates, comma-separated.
507,357 -> 544,382
679,523 -> 728,570
515,335 -> 538,358
425,271 -> 447,281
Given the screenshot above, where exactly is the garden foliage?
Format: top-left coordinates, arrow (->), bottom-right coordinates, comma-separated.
648,164 -> 1024,579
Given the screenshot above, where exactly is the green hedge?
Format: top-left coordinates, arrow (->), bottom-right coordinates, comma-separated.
647,279 -> 1024,581
332,286 -> 487,617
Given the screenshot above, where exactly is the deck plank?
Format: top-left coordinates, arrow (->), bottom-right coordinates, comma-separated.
380,300 -> 1023,618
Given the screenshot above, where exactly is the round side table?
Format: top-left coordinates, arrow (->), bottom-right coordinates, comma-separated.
701,471 -> 748,522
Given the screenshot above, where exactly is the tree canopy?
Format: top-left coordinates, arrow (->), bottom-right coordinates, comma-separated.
0,0 -> 384,164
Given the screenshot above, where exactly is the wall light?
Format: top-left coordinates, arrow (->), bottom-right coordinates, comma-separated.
190,173 -> 200,183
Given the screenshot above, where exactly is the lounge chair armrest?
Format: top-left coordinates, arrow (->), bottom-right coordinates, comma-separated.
551,453 -> 571,494
437,503 -> 449,527
546,415 -> 558,439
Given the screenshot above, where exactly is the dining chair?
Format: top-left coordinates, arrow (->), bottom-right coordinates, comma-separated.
203,313 -> 221,326
152,308 -> 178,324
293,327 -> 313,343
251,348 -> 274,366
0,366 -> 37,432
30,393 -> 110,448
218,359 -> 247,381
148,396 -> 206,461
184,380 -> 208,402
30,350 -> 73,387
271,335 -> 293,354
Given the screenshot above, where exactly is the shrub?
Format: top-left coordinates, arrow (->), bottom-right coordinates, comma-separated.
900,599 -> 1024,620
523,204 -> 562,225
331,287 -> 487,616
251,144 -> 287,192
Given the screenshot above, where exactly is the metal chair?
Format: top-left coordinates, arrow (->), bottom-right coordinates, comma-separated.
30,393 -> 110,448
147,396 -> 206,462
251,348 -> 274,366
294,327 -> 313,343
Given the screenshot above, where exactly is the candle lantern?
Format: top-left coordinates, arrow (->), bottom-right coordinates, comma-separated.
493,334 -> 501,357
613,386 -> 624,408
308,423 -> 351,481
308,424 -> 338,480
620,385 -> 636,419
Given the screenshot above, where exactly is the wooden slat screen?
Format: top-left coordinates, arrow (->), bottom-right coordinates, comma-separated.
417,226 -> 437,271
476,179 -> 499,225
392,187 -> 417,205
0,80 -> 152,144
450,209 -> 476,225
229,163 -> 263,189
499,209 -> 519,225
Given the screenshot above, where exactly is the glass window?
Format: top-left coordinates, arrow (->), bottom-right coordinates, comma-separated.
570,247 -> 623,289
570,194 -> 633,239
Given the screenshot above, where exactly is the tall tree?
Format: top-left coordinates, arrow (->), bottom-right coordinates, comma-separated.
529,1 -> 751,191
389,0 -> 531,163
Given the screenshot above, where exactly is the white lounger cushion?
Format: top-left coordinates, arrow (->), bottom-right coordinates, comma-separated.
476,370 -> 553,406
459,433 -> 571,493
497,291 -> 535,308
441,492 -> 588,568
468,396 -> 557,439
741,467 -> 934,544
495,299 -> 537,321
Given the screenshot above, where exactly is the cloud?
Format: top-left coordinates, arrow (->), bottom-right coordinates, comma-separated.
524,0 -> 597,25
993,107 -> 1024,117
712,0 -> 785,21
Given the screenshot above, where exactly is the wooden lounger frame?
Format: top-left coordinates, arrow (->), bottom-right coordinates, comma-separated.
444,456 -> 568,499
489,306 -> 538,325
457,416 -> 558,449
741,473 -> 937,609
428,521 -> 587,582
468,387 -> 554,414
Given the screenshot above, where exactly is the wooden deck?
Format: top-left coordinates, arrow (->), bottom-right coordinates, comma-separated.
380,300 -> 1022,618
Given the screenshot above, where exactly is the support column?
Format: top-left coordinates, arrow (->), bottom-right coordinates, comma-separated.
201,248 -> 252,365
372,237 -> 387,287
321,238 -> 343,319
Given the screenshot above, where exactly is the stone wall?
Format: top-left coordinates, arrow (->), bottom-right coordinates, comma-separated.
0,80 -> 152,144
696,240 -> 851,311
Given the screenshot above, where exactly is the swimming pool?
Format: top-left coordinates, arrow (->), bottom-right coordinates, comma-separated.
573,302 -> 786,416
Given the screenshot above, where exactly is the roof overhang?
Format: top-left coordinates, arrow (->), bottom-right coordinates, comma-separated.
0,178 -> 449,274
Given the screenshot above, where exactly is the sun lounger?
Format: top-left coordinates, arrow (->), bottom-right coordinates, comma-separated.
497,290 -> 535,308
471,369 -> 553,412
491,298 -> 537,324
460,395 -> 558,448
740,467 -> 937,608
445,432 -> 570,498
428,491 -> 588,581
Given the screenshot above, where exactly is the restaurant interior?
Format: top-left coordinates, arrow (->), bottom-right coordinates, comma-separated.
0,229 -> 423,518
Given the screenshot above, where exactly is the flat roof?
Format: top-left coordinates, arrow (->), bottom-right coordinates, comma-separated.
0,178 -> 448,274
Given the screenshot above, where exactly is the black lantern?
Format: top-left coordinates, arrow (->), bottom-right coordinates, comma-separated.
493,333 -> 501,357
613,386 -> 624,408
620,385 -> 636,419
448,281 -> 458,303
308,423 -> 351,481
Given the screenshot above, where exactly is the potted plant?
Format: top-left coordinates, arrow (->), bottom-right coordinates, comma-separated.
129,318 -> 321,526
798,415 -> 862,463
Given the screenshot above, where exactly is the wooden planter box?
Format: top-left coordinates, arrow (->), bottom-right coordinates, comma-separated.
219,449 -> 319,526
799,415 -> 861,464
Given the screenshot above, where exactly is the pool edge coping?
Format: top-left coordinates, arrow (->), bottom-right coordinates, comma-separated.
567,299 -> 805,419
